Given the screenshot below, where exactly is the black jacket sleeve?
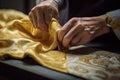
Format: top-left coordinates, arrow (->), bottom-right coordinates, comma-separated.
55,0 -> 67,10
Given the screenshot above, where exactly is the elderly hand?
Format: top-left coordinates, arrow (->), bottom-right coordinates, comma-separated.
29,0 -> 59,31
58,15 -> 110,47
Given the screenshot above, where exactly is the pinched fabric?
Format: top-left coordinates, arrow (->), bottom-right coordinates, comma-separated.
0,9 -> 120,80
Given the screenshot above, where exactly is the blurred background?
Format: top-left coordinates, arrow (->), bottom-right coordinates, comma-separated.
0,0 -> 40,80
0,0 -> 41,14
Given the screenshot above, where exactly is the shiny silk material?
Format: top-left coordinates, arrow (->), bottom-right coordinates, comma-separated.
0,9 -> 67,73
0,9 -> 120,80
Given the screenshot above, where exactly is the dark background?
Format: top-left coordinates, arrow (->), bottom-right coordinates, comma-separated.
0,0 -> 120,80
0,0 -> 36,14
0,0 -> 36,80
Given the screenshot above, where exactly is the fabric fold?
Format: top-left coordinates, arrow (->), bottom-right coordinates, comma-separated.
0,9 -> 67,73
0,9 -> 120,80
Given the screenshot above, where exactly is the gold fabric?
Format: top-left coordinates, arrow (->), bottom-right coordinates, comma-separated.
67,50 -> 120,80
0,9 -> 67,73
0,9 -> 120,80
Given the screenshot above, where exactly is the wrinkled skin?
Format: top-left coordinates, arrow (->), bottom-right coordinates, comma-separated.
29,0 -> 59,31
58,15 -> 110,47
29,1 -> 110,48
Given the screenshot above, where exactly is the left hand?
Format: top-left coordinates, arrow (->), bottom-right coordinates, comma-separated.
29,0 -> 59,31
58,15 -> 110,47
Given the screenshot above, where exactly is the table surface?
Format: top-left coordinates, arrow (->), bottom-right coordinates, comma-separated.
0,30 -> 120,80
0,58 -> 84,80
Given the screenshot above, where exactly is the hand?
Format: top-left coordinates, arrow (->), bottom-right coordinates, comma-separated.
58,15 -> 110,47
29,0 -> 59,31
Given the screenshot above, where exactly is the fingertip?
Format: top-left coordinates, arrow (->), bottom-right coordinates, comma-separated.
57,31 -> 69,48
54,12 -> 59,20
62,37 -> 69,48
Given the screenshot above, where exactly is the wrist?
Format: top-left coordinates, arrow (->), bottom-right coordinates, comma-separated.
99,14 -> 111,33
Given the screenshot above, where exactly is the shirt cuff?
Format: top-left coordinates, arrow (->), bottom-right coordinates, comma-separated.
106,9 -> 120,30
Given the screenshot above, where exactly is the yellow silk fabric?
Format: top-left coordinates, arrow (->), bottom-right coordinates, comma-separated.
0,9 -> 67,73
1,10 -> 120,80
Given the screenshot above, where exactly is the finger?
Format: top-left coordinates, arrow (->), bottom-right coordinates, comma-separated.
35,9 -> 41,28
37,7 -> 48,31
78,31 -> 92,45
29,11 -> 37,28
52,7 -> 59,20
62,23 -> 84,47
58,18 -> 78,43
70,30 -> 83,46
44,6 -> 53,25
29,12 -> 35,27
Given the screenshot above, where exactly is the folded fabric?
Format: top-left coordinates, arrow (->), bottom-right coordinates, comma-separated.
0,9 -> 120,80
0,9 -> 67,72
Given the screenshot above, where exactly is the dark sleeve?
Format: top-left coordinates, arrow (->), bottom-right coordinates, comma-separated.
55,0 -> 67,10
106,9 -> 120,40
106,9 -> 120,30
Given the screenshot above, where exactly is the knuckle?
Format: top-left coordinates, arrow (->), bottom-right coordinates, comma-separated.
69,17 -> 79,25
74,24 -> 83,31
70,17 -> 78,22
77,24 -> 84,28
71,17 -> 78,20
76,23 -> 82,27
60,28 -> 67,33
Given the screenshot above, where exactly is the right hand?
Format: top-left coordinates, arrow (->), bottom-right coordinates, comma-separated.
29,0 -> 59,31
58,15 -> 110,47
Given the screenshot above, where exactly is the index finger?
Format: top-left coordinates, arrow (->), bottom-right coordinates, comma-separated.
58,18 -> 78,42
